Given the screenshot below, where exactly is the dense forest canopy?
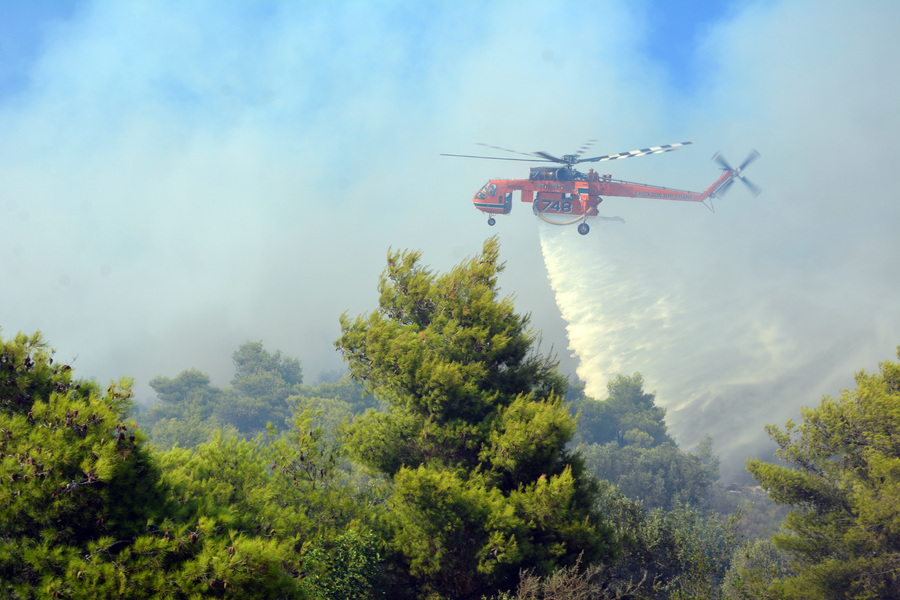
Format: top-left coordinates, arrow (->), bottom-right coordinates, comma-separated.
2,239 -> 898,599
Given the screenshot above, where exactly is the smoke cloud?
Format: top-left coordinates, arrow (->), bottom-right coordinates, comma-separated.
534,3 -> 900,480
1,1 -> 898,480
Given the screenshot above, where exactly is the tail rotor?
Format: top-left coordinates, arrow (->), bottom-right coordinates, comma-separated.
712,150 -> 761,197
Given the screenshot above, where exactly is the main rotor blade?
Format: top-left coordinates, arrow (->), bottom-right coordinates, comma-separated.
578,148 -> 674,163
712,152 -> 733,171
475,143 -> 540,159
574,139 -> 597,158
578,141 -> 693,164
533,151 -> 565,163
739,175 -> 762,197
738,150 -> 760,172
440,153 -> 554,162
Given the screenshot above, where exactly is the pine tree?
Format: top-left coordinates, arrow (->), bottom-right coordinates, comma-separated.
336,238 -> 616,599
747,348 -> 900,599
570,373 -> 674,447
0,331 -> 171,596
0,330 -> 310,598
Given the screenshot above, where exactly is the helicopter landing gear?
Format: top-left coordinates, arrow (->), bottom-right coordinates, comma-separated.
577,222 -> 590,235
487,217 -> 496,226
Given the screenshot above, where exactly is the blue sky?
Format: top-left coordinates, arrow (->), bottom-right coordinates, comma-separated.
636,0 -> 743,94
0,1 -> 739,100
1,0 -> 898,479
0,2 -> 77,98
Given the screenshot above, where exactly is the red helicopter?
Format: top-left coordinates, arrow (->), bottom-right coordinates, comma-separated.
442,141 -> 760,235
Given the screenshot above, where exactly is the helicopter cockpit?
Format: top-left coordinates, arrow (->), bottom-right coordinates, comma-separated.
475,182 -> 498,200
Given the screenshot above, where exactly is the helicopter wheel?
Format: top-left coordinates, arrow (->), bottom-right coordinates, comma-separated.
487,217 -> 496,226
577,222 -> 590,235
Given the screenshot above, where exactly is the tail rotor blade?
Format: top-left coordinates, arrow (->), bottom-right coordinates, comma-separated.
738,149 -> 760,172
712,152 -> 733,171
711,149 -> 761,197
739,176 -> 762,197
717,177 -> 736,197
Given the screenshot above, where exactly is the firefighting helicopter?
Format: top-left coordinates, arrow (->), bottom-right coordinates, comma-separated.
441,141 -> 760,235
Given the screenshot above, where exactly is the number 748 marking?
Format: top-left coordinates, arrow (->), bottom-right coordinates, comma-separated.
540,200 -> 573,213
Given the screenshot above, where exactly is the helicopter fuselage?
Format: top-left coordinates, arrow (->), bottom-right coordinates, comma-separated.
449,142 -> 757,235
473,167 -> 729,225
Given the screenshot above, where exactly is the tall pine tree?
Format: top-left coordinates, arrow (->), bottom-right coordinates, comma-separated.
748,348 -> 900,599
336,238 -> 616,599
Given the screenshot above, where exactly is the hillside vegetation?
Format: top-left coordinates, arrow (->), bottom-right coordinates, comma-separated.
2,238 -> 898,599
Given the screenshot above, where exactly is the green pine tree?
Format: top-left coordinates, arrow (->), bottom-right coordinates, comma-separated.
747,347 -> 900,599
336,238 -> 616,599
0,330 -> 311,599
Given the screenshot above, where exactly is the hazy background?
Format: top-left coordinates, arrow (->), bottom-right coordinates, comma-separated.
1,1 -> 898,480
